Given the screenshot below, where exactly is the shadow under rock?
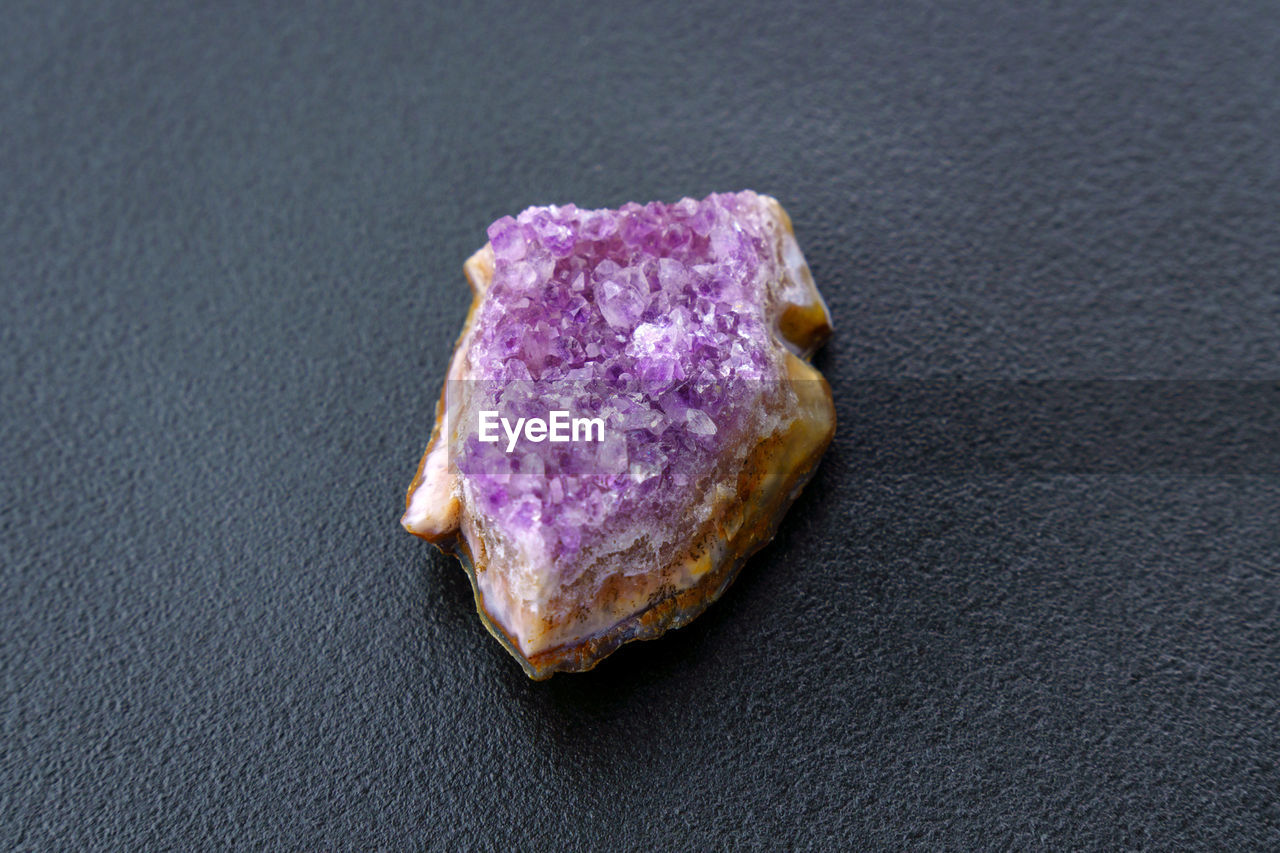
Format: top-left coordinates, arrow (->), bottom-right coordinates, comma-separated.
416,432 -> 883,730
528,452 -> 847,714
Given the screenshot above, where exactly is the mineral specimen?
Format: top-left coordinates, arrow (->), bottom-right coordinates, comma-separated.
403,191 -> 834,678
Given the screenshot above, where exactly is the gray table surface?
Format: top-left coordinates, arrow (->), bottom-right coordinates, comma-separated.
4,1 -> 1278,847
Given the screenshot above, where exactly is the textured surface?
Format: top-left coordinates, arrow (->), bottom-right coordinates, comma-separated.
444,193 -> 804,575
3,0 -> 1279,848
406,191 -> 834,670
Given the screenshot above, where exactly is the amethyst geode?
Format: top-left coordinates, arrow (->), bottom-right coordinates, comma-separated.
403,191 -> 834,678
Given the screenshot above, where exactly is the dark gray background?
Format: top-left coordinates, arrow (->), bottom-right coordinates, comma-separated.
4,0 -> 1279,848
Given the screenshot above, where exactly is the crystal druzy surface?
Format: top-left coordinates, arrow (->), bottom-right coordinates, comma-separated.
404,191 -> 835,678
468,196 -> 780,568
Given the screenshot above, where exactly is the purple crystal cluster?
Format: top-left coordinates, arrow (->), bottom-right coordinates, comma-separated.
457,191 -> 788,578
